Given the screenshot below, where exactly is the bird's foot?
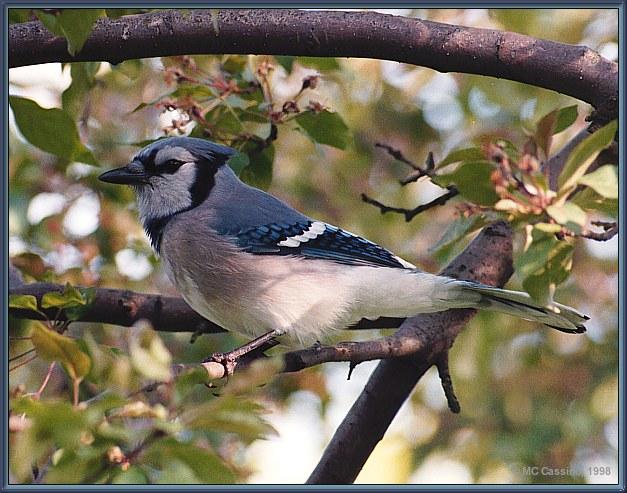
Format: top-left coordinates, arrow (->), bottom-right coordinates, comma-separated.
205,351 -> 239,377
202,329 -> 281,378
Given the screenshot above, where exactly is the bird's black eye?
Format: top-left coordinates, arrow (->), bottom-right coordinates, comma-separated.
152,159 -> 186,174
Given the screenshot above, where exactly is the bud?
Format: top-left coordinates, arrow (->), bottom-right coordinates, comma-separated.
306,101 -> 325,113
282,100 -> 300,114
107,446 -> 126,465
301,75 -> 320,91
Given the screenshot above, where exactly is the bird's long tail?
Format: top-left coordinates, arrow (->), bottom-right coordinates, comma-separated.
440,279 -> 588,334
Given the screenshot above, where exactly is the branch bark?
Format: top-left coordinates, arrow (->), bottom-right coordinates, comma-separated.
8,9 -> 618,122
9,282 -> 224,334
307,220 -> 513,484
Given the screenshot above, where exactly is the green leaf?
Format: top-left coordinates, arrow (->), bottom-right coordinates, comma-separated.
276,56 -> 340,72
514,228 -> 574,305
9,96 -> 97,165
12,398 -> 88,448
173,367 -> 211,402
296,110 -> 351,149
37,9 -> 106,55
571,188 -> 618,219
213,108 -> 243,134
535,106 -> 578,156
224,94 -> 255,110
553,105 -> 579,134
275,55 -> 294,72
9,9 -> 32,24
172,84 -> 216,100
546,201 -> 587,234
428,214 -> 484,255
129,326 -> 172,381
144,438 -> 236,484
297,56 -> 341,71
36,10 -> 63,36
184,395 -> 276,443
62,62 -> 101,116
239,143 -> 275,190
535,110 -> 557,157
493,138 -> 520,163
105,8 -> 144,19
534,222 -> 563,234
239,109 -> 269,123
432,161 -> 499,206
31,323 -> 91,379
221,357 -> 283,396
8,294 -> 38,311
67,288 -> 95,320
41,284 -> 86,309
111,466 -> 149,484
41,284 -> 95,320
44,446 -> 110,484
557,120 -> 617,195
435,147 -> 485,170
577,165 -> 618,199
226,151 -> 250,175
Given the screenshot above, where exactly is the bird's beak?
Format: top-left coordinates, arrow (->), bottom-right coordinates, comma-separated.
98,162 -> 146,185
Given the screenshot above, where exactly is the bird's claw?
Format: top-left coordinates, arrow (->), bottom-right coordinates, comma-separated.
204,351 -> 239,377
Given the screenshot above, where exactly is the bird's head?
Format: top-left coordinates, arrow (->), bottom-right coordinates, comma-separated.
99,137 -> 235,223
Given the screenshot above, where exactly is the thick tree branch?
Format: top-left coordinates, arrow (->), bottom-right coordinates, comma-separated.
8,282 -> 405,333
308,220 -> 513,484
8,9 -> 618,122
9,282 -> 225,334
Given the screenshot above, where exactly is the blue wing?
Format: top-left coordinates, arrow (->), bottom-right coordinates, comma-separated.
234,220 -> 413,269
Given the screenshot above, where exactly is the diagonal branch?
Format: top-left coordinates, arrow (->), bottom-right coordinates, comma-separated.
307,220 -> 513,484
8,9 -> 618,122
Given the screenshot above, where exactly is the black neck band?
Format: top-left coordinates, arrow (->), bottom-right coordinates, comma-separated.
143,157 -> 228,253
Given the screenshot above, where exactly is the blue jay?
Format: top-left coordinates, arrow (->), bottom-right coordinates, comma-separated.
99,137 -> 587,359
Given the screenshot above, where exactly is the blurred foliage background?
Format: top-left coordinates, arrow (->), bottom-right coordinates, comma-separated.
8,8 -> 618,485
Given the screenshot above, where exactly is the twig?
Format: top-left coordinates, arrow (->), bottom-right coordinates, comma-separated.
9,353 -> 38,372
375,142 -> 421,170
34,363 -> 56,399
366,145 -> 457,221
399,153 -> 436,186
560,221 -> 618,242
361,188 -> 459,222
435,353 -> 460,414
72,379 -> 80,408
9,347 -> 36,363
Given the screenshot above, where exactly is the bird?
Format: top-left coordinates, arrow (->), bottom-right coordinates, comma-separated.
99,137 -> 587,367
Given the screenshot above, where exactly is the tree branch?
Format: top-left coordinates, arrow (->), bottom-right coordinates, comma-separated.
9,282 -> 406,334
8,9 -> 618,122
363,144 -> 458,221
361,189 -> 459,222
9,282 -> 225,334
307,220 -> 513,484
